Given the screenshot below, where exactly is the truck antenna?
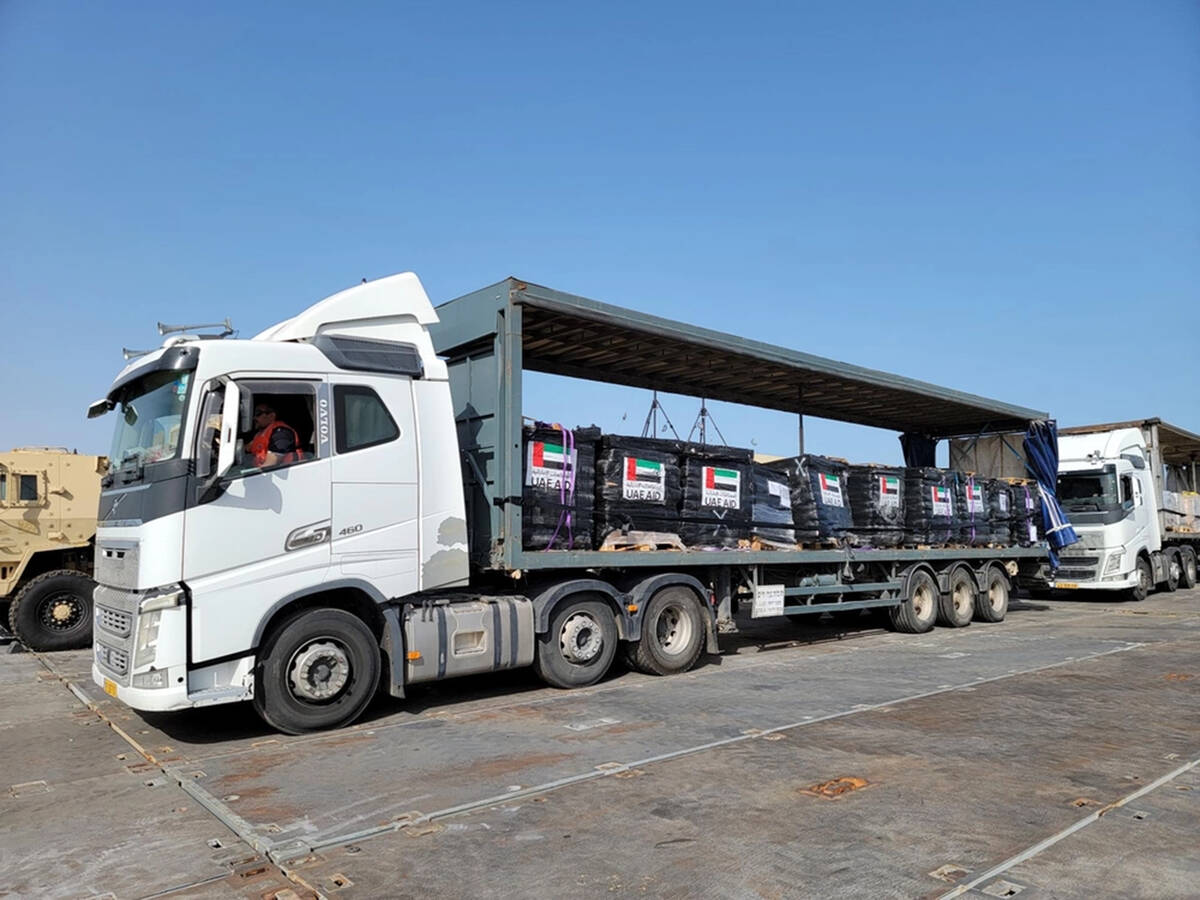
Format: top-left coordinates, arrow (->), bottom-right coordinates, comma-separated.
122,347 -> 153,360
157,318 -> 234,337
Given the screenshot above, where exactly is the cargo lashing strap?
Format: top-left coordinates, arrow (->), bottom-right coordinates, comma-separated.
544,426 -> 576,550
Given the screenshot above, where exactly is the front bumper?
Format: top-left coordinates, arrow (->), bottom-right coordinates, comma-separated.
92,582 -> 189,711
92,663 -> 192,712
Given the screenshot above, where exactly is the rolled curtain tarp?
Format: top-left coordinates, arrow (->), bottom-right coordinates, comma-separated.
1022,420 -> 1079,567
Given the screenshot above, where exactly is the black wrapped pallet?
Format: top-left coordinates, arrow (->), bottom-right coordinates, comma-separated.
904,467 -> 956,546
766,455 -> 852,542
846,464 -> 906,547
1009,481 -> 1041,546
594,435 -> 683,545
522,424 -> 599,551
750,464 -> 796,546
988,479 -> 1014,547
955,474 -> 990,546
679,444 -> 754,549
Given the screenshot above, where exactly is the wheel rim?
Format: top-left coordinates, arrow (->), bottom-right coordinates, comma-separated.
1187,557 -> 1198,584
953,582 -> 973,616
287,639 -> 351,703
37,591 -> 86,632
912,583 -> 934,621
654,603 -> 694,657
988,579 -> 1006,612
1140,565 -> 1151,594
1169,558 -> 1181,583
559,612 -> 603,664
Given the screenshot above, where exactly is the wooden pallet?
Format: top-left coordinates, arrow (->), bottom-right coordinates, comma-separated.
599,531 -> 687,552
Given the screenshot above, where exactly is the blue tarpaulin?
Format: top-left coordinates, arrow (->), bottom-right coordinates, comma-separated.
1022,420 -> 1079,568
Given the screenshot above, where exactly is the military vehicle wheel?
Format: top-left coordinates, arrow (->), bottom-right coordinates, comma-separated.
889,570 -> 937,634
626,587 -> 705,676
937,569 -> 975,628
974,568 -> 1009,623
534,597 -> 618,688
1180,547 -> 1198,590
253,608 -> 380,734
1162,550 -> 1181,593
9,570 -> 95,651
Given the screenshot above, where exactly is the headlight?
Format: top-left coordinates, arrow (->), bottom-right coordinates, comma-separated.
134,610 -> 162,668
1103,551 -> 1125,575
138,585 -> 184,613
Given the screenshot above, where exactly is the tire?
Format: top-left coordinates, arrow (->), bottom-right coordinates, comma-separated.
8,570 -> 95,651
974,568 -> 1009,623
1162,550 -> 1181,593
1180,547 -> 1198,590
533,597 -> 618,688
938,568 -> 975,628
626,587 -> 705,676
889,570 -> 938,634
1126,556 -> 1152,602
252,608 -> 380,734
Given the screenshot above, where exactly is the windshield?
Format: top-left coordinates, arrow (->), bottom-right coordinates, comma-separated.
1057,468 -> 1120,513
108,370 -> 193,469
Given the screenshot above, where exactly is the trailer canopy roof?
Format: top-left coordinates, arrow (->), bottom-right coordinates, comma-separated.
433,278 -> 1046,437
1060,419 -> 1200,465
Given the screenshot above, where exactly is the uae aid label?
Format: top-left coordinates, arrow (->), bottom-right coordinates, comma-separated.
966,481 -> 984,514
623,456 -> 665,502
999,491 -> 1010,513
702,466 -> 741,509
818,472 -> 843,507
878,474 -> 901,509
931,485 -> 952,517
526,440 -> 577,491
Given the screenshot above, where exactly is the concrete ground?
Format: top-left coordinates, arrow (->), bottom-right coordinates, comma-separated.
2,588 -> 1197,899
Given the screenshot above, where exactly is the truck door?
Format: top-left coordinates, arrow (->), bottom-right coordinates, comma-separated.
183,378 -> 333,665
329,377 -> 420,600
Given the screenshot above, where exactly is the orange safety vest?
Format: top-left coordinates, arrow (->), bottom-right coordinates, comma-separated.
248,422 -> 304,467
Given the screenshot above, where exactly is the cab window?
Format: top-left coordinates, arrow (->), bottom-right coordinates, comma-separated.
334,386 -> 399,453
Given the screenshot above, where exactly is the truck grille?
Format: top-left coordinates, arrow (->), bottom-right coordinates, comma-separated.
1056,560 -> 1100,580
95,642 -> 129,676
97,606 -> 132,638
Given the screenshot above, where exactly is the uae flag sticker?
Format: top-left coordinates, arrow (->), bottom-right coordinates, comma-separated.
931,485 -> 952,516
702,466 -> 741,509
966,482 -> 984,513
818,472 -> 843,507
622,456 -> 666,502
879,474 -> 901,508
526,440 -> 576,490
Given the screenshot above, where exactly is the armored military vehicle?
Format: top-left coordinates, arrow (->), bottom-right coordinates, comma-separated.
1,447 -> 104,650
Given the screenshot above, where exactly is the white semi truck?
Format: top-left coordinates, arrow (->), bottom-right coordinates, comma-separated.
1046,420 -> 1200,599
88,274 -> 1050,733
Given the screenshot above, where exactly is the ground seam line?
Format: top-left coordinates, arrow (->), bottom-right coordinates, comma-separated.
937,755 -> 1200,899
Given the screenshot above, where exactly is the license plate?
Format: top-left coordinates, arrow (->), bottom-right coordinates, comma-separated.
104,678 -> 118,697
1054,582 -> 1079,590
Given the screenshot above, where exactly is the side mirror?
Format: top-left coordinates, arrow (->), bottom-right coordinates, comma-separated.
216,381 -> 242,479
87,398 -> 113,419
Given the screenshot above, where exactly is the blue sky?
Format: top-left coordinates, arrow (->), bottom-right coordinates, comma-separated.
2,1 -> 1197,463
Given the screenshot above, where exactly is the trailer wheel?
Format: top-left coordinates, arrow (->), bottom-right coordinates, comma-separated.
1162,550 -> 1181,593
1126,556 -> 1152,602
889,570 -> 937,634
253,608 -> 380,734
534,597 -> 618,689
974,569 -> 1009,623
938,569 -> 975,628
626,587 -> 705,676
1180,547 -> 1197,590
9,570 -> 95,651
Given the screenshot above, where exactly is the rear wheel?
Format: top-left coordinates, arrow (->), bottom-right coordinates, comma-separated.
534,598 -> 618,688
8,570 -> 95,651
626,587 -> 705,676
938,569 -> 975,628
974,568 -> 1009,623
1162,550 -> 1181,592
889,570 -> 938,634
1180,547 -> 1197,590
253,608 -> 380,734
1126,556 -> 1152,602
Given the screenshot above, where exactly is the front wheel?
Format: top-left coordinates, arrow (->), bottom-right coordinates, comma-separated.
1126,556 -> 1152,602
626,587 -> 705,676
253,608 -> 380,734
9,570 -> 95,651
534,597 -> 618,688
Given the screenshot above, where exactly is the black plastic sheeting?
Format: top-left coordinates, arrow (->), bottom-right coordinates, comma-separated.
594,435 -> 683,544
954,474 -> 994,546
905,467 -> 957,545
1009,481 -> 1042,546
987,479 -> 1014,546
680,445 -> 754,548
766,455 -> 852,542
847,465 -> 906,547
522,424 -> 599,551
750,464 -> 796,546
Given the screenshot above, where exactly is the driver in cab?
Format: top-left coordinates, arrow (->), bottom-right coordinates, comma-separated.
247,400 -> 304,469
